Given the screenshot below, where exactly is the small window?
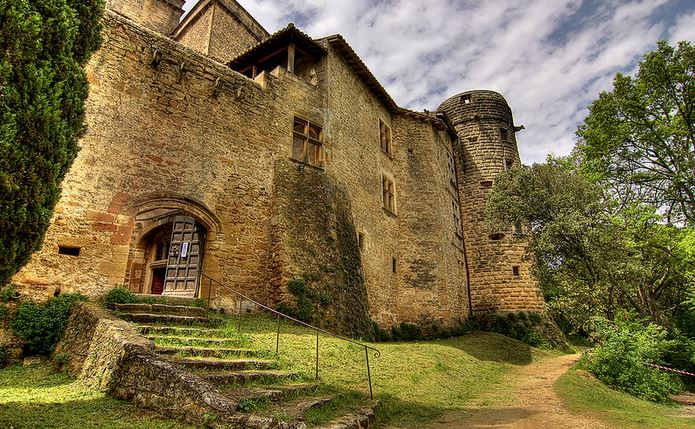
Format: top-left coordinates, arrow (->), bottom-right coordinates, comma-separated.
382,175 -> 395,213
357,233 -> 365,252
58,246 -> 80,257
512,266 -> 520,276
155,241 -> 170,261
504,159 -> 514,171
452,199 -> 462,235
461,94 -> 471,104
489,232 -> 505,241
392,257 -> 397,273
513,221 -> 523,234
480,180 -> 493,188
446,149 -> 456,186
500,128 -> 508,141
292,117 -> 323,167
379,119 -> 392,155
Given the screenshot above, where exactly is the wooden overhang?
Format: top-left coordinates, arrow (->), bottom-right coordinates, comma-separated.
227,24 -> 327,77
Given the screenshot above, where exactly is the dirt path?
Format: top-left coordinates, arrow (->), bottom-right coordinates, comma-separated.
424,353 -> 608,429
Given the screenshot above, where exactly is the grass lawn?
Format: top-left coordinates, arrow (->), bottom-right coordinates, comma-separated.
556,367 -> 695,429
0,363 -> 198,429
0,312 -> 557,428
227,313 -> 557,426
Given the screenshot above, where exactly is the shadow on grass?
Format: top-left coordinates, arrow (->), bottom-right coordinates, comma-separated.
221,313 -> 536,366
374,393 -> 538,428
0,364 -> 73,389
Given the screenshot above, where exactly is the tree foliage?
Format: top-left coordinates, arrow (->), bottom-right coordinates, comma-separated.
487,158 -> 694,334
577,40 -> 695,225
0,0 -> 104,285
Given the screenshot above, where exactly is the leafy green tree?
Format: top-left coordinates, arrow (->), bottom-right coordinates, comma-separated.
0,0 -> 104,285
577,40 -> 695,225
487,158 -> 693,333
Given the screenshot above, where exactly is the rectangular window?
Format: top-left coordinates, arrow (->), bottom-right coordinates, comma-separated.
512,266 -> 520,276
357,233 -> 365,252
382,175 -> 395,213
392,257 -> 397,273
452,199 -> 462,235
504,159 -> 514,170
446,149 -> 456,185
379,119 -> 392,155
292,117 -> 323,167
58,246 -> 80,257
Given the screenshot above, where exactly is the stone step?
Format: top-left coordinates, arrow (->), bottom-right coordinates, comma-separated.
155,345 -> 257,358
316,403 -> 378,429
165,356 -> 276,371
119,312 -> 211,325
202,370 -> 298,386
138,325 -> 224,336
275,395 -> 335,421
222,383 -> 318,403
133,293 -> 205,307
148,335 -> 242,348
110,303 -> 207,317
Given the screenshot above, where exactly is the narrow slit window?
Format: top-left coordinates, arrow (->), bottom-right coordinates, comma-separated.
358,233 -> 365,252
512,266 -> 520,276
382,175 -> 395,213
504,159 -> 514,170
392,257 -> 397,273
461,94 -> 471,104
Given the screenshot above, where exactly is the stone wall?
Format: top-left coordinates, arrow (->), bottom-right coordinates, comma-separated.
56,302 -> 234,423
107,0 -> 184,35
13,11 -> 321,305
438,91 -> 544,313
174,0 -> 269,63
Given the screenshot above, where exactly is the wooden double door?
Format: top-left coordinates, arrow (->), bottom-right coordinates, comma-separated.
163,215 -> 205,297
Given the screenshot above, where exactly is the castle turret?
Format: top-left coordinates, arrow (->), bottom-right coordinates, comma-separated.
106,0 -> 184,35
438,90 -> 544,314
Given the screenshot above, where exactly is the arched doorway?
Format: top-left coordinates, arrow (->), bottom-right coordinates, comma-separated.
130,212 -> 207,297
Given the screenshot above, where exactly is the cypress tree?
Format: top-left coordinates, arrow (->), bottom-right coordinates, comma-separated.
0,0 -> 105,285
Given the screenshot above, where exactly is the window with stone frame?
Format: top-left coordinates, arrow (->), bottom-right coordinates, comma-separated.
446,148 -> 457,186
379,119 -> 392,155
452,198 -> 462,236
381,175 -> 395,213
292,117 -> 323,167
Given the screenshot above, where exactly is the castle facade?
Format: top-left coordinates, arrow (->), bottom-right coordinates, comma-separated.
15,0 -> 544,333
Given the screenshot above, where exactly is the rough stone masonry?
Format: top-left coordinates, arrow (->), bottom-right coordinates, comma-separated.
13,0 -> 544,334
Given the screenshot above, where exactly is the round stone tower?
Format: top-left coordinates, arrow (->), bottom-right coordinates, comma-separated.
438,90 -> 544,314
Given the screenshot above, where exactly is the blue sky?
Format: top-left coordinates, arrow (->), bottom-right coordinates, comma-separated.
183,0 -> 695,163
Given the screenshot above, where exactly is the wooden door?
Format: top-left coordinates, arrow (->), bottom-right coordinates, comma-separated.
164,216 -> 203,297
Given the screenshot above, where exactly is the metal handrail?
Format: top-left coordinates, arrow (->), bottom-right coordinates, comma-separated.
200,273 -> 380,399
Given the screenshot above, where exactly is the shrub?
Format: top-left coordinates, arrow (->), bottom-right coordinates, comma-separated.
10,293 -> 87,355
0,346 -> 7,367
0,305 -> 9,320
104,286 -> 138,304
0,284 -> 19,302
586,315 -> 683,402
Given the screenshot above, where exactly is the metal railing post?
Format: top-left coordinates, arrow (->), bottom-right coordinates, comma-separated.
275,313 -> 281,354
237,298 -> 242,334
315,328 -> 319,380
207,277 -> 212,308
365,346 -> 373,400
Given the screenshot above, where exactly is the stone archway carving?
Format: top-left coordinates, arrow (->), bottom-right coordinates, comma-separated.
124,195 -> 222,297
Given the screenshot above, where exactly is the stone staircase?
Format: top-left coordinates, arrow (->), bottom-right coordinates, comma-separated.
108,300 -> 377,428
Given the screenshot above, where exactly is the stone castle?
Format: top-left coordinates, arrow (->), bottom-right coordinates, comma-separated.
15,0 -> 544,333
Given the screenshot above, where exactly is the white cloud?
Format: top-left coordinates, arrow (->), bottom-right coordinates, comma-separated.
181,0 -> 693,163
